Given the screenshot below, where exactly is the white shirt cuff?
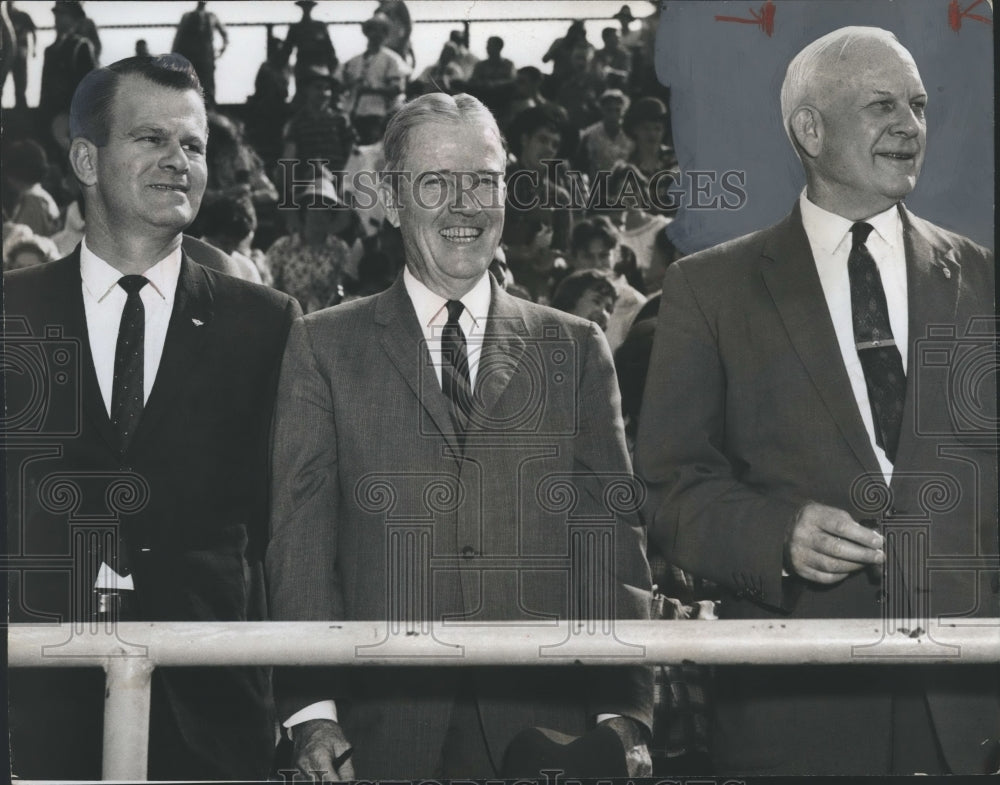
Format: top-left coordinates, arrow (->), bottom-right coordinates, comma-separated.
283,700 -> 338,735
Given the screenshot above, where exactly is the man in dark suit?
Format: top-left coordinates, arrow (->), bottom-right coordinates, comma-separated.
636,27 -> 998,775
4,54 -> 299,780
267,92 -> 653,779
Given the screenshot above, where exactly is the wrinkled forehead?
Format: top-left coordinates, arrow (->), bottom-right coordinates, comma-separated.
112,75 -> 208,133
403,119 -> 505,170
821,36 -> 922,86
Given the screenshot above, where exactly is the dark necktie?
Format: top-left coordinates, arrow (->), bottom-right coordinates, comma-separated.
441,299 -> 473,429
848,222 -> 906,463
110,275 -> 149,452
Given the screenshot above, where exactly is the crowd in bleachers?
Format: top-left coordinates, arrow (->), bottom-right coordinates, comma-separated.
1,1 -> 722,774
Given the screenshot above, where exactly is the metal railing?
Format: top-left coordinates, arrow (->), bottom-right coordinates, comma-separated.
9,618 -> 1000,780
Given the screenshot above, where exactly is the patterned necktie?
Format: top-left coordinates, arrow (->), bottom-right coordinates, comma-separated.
110,275 -> 149,452
848,222 -> 906,463
441,299 -> 473,429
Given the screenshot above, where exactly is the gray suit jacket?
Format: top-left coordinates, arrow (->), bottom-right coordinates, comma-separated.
267,274 -> 653,777
636,203 -> 998,774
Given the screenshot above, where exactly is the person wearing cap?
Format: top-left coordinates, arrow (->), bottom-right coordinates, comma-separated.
267,91 -> 653,780
594,26 -> 632,87
340,14 -> 410,144
576,88 -> 634,183
38,0 -> 96,145
280,0 -> 338,99
265,174 -> 352,313
282,63 -> 356,179
4,53 -> 300,780
636,26 -> 998,775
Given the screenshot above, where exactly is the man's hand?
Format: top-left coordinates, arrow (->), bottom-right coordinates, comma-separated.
600,716 -> 652,777
785,502 -> 884,584
291,718 -> 355,782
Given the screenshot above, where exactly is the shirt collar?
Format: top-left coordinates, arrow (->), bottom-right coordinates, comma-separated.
402,266 -> 491,330
80,237 -> 182,304
799,191 -> 901,256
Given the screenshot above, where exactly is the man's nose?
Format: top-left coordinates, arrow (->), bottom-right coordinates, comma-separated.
891,106 -> 923,137
448,175 -> 482,212
159,139 -> 191,172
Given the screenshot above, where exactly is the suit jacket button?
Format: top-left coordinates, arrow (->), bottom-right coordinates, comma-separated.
460,546 -> 476,559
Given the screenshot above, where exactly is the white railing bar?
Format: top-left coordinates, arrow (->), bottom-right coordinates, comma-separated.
9,619 -> 1000,667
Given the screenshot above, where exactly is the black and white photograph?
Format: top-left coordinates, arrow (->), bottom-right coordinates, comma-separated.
2,1 -> 996,782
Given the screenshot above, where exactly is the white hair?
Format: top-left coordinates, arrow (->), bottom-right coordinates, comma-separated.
779,26 -> 905,146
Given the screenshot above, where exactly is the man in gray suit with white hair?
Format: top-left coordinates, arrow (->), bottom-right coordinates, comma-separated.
267,92 -> 654,780
637,26 -> 998,775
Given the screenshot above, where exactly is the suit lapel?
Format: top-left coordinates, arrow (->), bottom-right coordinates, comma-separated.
131,254 -> 213,447
760,206 -> 882,475
892,205 -> 962,471
375,276 -> 462,454
476,280 -> 527,421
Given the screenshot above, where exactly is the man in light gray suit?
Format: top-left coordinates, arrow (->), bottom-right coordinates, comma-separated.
266,92 -> 654,780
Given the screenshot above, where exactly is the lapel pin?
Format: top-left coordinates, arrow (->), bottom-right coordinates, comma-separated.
191,318 -> 204,326
941,267 -> 952,280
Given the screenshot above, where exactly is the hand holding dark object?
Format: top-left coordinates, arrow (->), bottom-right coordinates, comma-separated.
600,715 -> 652,777
291,719 -> 355,782
784,502 -> 885,584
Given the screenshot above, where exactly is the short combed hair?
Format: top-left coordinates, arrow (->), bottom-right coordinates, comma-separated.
551,269 -> 618,313
70,54 -> 205,146
382,92 -> 507,176
570,215 -> 619,255
780,26 -> 902,145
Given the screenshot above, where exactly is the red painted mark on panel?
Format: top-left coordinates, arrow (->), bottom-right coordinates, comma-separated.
948,0 -> 993,31
715,1 -> 776,37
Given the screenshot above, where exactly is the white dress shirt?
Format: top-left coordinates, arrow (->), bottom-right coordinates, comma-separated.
81,238 -> 181,413
80,238 -> 182,590
403,266 -> 490,391
799,192 -> 909,481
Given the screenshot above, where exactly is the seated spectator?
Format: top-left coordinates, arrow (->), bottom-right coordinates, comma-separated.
568,215 -> 645,351
576,88 -> 634,182
623,96 -> 680,216
501,211 -> 568,304
551,268 -> 619,334
468,36 -> 517,117
245,36 -> 291,177
594,26 -> 632,88
542,20 -> 590,82
4,140 -> 61,237
265,175 -> 351,313
414,41 -> 464,95
376,0 -> 414,66
447,29 -> 479,81
548,39 -> 604,130
505,103 -> 583,253
199,195 -> 268,285
504,66 -> 548,132
340,16 -> 409,144
198,112 -> 279,241
282,65 -> 356,180
594,163 -> 676,294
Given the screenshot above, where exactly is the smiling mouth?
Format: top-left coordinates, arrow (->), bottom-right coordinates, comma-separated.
149,183 -> 189,193
878,152 -> 917,161
439,227 -> 483,244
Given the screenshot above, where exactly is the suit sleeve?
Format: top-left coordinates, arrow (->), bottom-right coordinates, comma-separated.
574,321 -> 655,731
266,316 -> 345,720
635,261 -> 801,611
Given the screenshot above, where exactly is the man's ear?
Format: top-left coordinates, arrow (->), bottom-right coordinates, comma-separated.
378,178 -> 401,228
69,138 -> 99,186
789,106 -> 823,159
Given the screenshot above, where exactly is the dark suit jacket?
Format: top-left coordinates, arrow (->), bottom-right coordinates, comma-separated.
635,204 -> 998,774
4,249 -> 300,780
267,274 -> 653,778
